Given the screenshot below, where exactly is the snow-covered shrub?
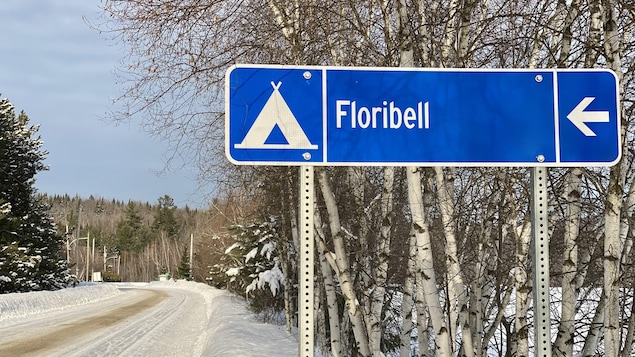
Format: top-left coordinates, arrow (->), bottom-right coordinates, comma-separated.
210,217 -> 286,318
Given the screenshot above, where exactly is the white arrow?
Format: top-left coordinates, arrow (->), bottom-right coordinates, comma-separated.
566,97 -> 610,137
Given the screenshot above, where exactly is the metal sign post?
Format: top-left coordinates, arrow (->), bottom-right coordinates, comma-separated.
531,167 -> 552,357
299,166 -> 315,357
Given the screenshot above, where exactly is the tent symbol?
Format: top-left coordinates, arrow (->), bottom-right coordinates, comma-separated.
234,81 -> 318,150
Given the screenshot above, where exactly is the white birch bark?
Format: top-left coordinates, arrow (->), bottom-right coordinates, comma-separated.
380,0 -> 393,66
318,241 -> 344,356
440,0 -> 460,67
316,168 -> 371,356
622,283 -> 635,357
600,1 -> 624,355
553,168 -> 582,357
396,6 -> 442,354
434,166 -> 474,356
407,167 -> 452,356
268,0 -> 299,58
514,226 -> 532,357
393,0 -> 420,357
397,0 -> 414,68
400,230 -> 418,357
546,0 -> 566,67
585,0 -> 603,67
456,0 -> 480,67
313,203 -> 343,357
314,236 -> 346,357
348,167 -> 373,348
602,84 -> 623,357
414,0 -> 431,65
512,215 -> 532,357
475,181 -> 505,356
415,272 -> 431,357
581,293 -> 605,356
368,166 -> 394,356
556,0 -> 581,67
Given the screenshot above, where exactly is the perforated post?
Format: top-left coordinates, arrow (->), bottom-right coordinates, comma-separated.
299,166 -> 315,357
531,167 -> 552,357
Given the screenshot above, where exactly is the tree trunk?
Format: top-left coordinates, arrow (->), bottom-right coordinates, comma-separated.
319,248 -> 344,357
367,166 -> 394,355
314,209 -> 344,357
434,166 -> 474,356
601,1 -> 624,355
512,217 -> 532,357
581,293 -> 605,356
316,167 -> 371,356
407,167 -> 452,356
400,230 -> 417,357
553,168 -> 582,357
347,167 -> 377,355
603,160 -> 624,357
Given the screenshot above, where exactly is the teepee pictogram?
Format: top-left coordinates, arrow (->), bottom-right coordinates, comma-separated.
234,81 -> 318,149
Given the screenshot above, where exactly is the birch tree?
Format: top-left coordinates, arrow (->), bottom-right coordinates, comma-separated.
553,168 -> 582,357
101,0 -> 635,355
316,167 -> 371,356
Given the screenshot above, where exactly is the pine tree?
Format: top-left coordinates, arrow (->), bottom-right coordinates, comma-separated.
0,98 -> 69,293
152,195 -> 179,239
114,201 -> 150,252
176,246 -> 191,280
215,218 -> 285,314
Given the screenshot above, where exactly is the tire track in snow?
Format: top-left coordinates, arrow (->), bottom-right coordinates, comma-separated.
0,289 -> 167,356
71,287 -> 207,357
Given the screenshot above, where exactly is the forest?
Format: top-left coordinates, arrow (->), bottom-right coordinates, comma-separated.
1,0 -> 631,356
42,194 -> 237,284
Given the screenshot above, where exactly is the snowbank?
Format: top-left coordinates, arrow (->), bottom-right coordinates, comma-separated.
0,283 -> 123,321
147,280 -> 298,356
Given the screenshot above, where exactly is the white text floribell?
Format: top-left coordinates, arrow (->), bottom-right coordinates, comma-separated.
335,100 -> 430,130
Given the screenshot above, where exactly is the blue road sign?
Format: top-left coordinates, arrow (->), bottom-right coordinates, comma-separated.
226,65 -> 620,166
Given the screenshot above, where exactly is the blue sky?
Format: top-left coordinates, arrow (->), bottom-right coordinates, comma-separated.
0,0 -> 207,208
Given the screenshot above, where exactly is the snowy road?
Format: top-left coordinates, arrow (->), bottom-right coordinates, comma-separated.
0,282 -> 297,357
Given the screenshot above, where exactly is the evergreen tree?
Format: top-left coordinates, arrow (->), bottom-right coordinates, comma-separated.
0,98 -> 69,293
114,201 -> 150,252
152,195 -> 179,239
213,218 -> 285,314
176,246 -> 191,280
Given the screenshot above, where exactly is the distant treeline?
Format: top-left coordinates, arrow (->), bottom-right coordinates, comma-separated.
41,193 -> 233,282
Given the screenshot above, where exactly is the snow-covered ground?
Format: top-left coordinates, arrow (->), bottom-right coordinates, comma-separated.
0,281 -> 298,356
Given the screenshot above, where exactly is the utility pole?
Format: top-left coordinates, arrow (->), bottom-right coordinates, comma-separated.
91,234 -> 95,279
75,206 -> 81,277
86,232 -> 90,281
189,233 -> 194,279
65,225 -> 70,263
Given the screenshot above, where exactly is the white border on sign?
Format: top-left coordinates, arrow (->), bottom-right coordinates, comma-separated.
225,64 -> 621,168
